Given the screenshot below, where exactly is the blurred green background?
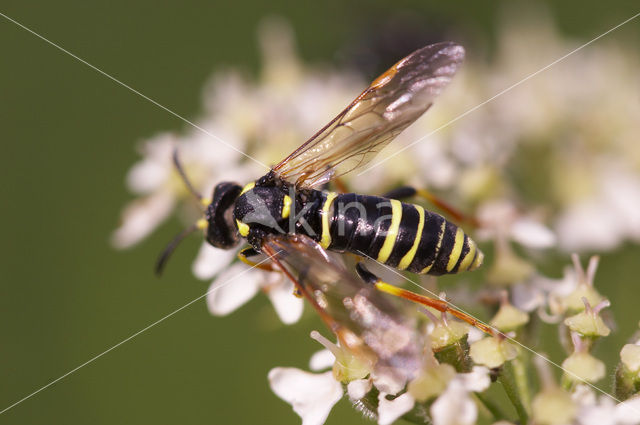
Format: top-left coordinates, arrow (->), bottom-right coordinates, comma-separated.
1,1 -> 639,424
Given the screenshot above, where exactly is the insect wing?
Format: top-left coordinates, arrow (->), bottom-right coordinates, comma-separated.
263,234 -> 423,388
272,42 -> 465,188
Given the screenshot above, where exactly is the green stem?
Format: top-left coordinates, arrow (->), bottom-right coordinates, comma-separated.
499,361 -> 529,424
474,391 -> 509,422
512,355 -> 532,414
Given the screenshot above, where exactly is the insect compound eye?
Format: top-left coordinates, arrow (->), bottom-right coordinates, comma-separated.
206,182 -> 242,249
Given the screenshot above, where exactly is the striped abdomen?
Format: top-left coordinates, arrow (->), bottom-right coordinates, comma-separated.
315,192 -> 483,275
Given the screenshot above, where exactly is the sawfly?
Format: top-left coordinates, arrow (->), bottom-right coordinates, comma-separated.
158,42 -> 494,384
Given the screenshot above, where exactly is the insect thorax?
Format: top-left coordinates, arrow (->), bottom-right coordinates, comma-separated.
232,179 -> 324,250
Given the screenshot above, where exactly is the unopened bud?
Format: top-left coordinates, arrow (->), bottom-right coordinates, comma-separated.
470,336 -> 518,369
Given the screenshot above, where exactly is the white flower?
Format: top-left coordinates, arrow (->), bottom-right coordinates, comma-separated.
268,367 -> 343,425
373,365 -> 491,425
430,366 -> 491,425
268,331 -> 369,425
512,254 -> 605,323
111,189 -> 176,249
474,200 -> 554,287
347,379 -> 372,400
512,273 -> 563,314
112,124 -> 255,250
555,163 -> 640,252
112,134 -> 178,249
377,392 -> 415,425
192,242 -> 239,280
206,262 -> 303,324
573,385 -> 640,425
309,349 -> 336,372
476,199 -> 556,250
431,380 -> 478,425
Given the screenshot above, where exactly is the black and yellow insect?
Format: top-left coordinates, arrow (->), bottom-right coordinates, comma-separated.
232,182 -> 482,276
158,42 -> 494,367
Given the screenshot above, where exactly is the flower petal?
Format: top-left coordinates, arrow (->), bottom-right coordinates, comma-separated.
206,263 -> 261,316
431,380 -> 478,425
126,156 -> 170,194
511,281 -> 545,312
309,349 -> 335,372
266,277 -> 304,324
268,368 -> 343,425
378,392 -> 414,425
577,398 -> 616,425
191,242 -> 238,280
111,191 -> 175,249
126,133 -> 175,194
457,366 -> 491,392
555,201 -> 621,252
511,218 -> 556,249
347,379 -> 372,401
615,396 -> 640,424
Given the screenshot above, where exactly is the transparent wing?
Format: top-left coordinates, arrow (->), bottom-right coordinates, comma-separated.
272,42 -> 465,188
263,234 -> 423,387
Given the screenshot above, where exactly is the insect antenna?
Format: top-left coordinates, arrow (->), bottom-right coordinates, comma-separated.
155,220 -> 207,276
155,150 -> 211,276
172,148 -> 204,202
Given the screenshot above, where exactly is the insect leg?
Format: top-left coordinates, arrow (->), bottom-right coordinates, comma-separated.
355,263 -> 497,337
239,247 -> 303,297
262,243 -> 343,335
320,175 -> 349,193
332,176 -> 350,194
237,246 -> 278,272
382,186 -> 478,227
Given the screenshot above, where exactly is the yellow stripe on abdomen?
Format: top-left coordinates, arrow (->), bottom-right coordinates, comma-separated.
377,199 -> 403,263
458,238 -> 477,271
469,249 -> 484,270
397,205 -> 425,270
320,192 -> 338,249
446,227 -> 465,272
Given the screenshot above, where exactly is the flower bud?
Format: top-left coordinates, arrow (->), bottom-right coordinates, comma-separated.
615,344 -> 640,400
564,298 -> 610,338
426,309 -> 472,372
431,319 -> 471,350
562,351 -> 605,384
561,255 -> 605,315
491,292 -> 530,332
310,330 -> 372,383
408,363 -> 457,402
470,336 -> 518,369
531,387 -> 576,425
621,344 -> 640,373
532,355 -> 577,425
487,247 -> 534,286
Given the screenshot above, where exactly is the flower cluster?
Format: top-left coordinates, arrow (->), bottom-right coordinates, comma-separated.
269,256 -> 640,425
113,7 -> 640,425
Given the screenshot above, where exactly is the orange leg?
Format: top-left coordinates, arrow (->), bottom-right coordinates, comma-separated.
356,263 -> 498,337
332,176 -> 350,194
382,186 -> 479,228
237,247 -> 278,272
262,244 -> 344,336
